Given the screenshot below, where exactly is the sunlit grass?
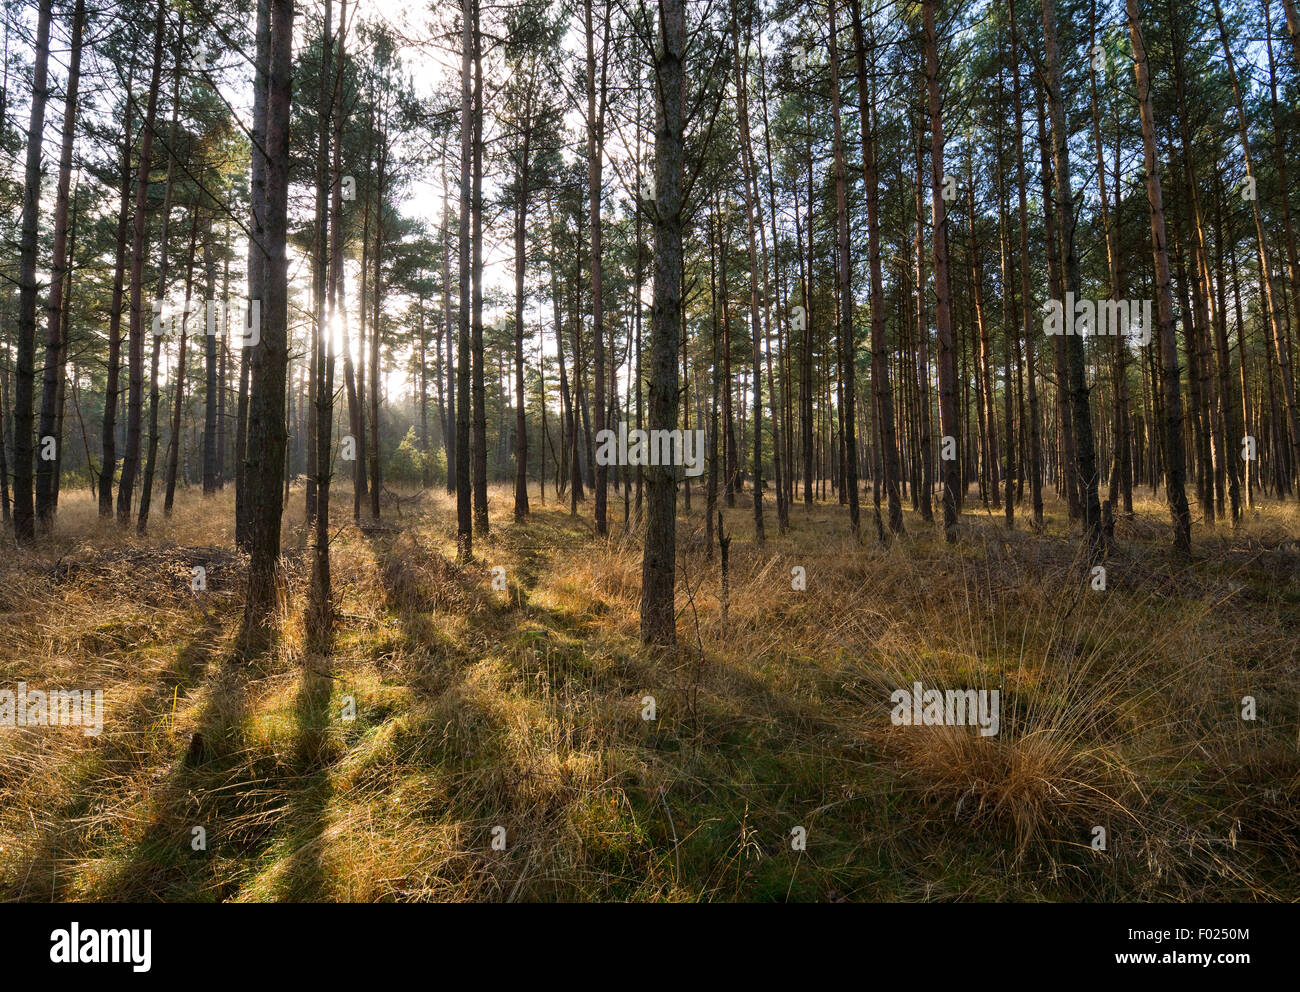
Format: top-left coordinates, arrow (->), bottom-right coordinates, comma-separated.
0,480 -> 1296,901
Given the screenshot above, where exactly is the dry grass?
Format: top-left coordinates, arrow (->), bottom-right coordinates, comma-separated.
0,482 -> 1296,901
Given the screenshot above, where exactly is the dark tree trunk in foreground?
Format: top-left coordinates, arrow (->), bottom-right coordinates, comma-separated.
12,0 -> 53,543
35,0 -> 85,530
237,0 -> 272,550
309,0 -> 336,651
471,8 -> 489,534
456,0 -> 475,559
240,0 -> 294,652
640,0 -> 685,646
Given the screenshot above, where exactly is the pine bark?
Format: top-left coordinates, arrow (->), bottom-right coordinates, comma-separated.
640,0 -> 685,646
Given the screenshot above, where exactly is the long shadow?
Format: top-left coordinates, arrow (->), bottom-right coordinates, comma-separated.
95,615 -> 357,902
266,665 -> 334,901
356,521 -> 610,892
3,613 -> 227,901
360,523 -> 618,707
92,648 -> 258,901
356,506 -> 841,899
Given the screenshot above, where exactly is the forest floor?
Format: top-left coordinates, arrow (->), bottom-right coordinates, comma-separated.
1,481 -> 1297,901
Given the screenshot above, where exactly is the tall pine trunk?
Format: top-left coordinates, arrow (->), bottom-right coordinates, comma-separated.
470,9 -> 489,533
240,0 -> 295,652
309,0 -> 336,650
12,0 -> 53,542
1042,0 -> 1102,555
1128,0 -> 1191,556
640,0 -> 685,646
34,0 -> 85,530
117,2 -> 166,527
922,0 -> 959,540
827,2 -> 856,536
99,53 -> 139,519
585,0 -> 607,536
456,0 -> 475,558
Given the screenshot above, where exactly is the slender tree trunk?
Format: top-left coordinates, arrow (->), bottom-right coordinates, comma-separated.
341,141 -> 363,518
640,0 -> 685,646
203,222 -> 221,495
1210,165 -> 1242,523
1212,0 -> 1300,498
707,205 -> 720,556
850,0 -> 902,534
139,24 -> 186,533
569,211 -> 587,512
442,150 -> 456,496
355,126 -> 371,520
235,0 -> 270,549
369,113 -> 385,519
994,55 -> 1015,527
1266,0 -> 1300,486
753,24 -> 788,532
100,54 -> 139,519
795,160 -> 815,507
239,0 -> 295,651
923,0 -> 959,540
513,79 -> 534,520
309,0 -> 336,650
33,0 -> 84,529
116,2 -> 166,527
1042,0 -> 1102,554
166,212 -> 208,515
456,0 -> 474,558
1033,82 -> 1076,521
912,101 -> 935,523
471,8 -> 489,533
585,0 -> 608,536
735,24 -> 766,543
633,93 -> 645,517
967,171 -> 1000,511
720,216 -> 737,507
1012,1 -> 1043,528
12,0 -> 54,542
827,2 -> 857,536
1129,0 -> 1191,556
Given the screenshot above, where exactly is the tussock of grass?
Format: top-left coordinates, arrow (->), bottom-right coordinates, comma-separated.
0,484 -> 1296,901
